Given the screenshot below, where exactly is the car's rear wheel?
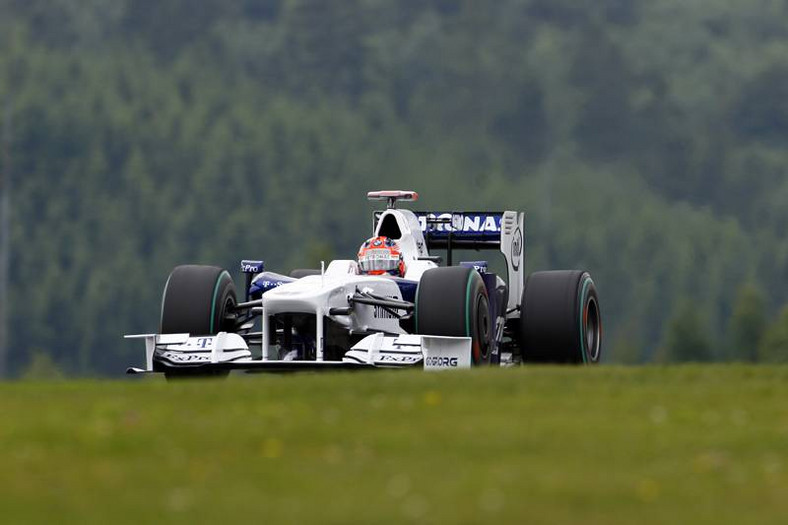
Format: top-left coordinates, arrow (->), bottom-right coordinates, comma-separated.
519,270 -> 601,364
159,265 -> 237,378
415,266 -> 492,365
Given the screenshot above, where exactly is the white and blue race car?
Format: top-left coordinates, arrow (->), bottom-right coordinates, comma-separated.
126,191 -> 601,377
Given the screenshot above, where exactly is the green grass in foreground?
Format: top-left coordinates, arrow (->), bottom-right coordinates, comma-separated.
1,365 -> 787,524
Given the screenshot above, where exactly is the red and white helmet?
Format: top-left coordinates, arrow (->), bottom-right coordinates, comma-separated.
357,236 -> 406,277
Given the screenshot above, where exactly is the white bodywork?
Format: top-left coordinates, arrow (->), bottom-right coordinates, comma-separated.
124,332 -> 253,370
345,333 -> 472,370
126,196 -> 526,373
260,272 -> 406,360
257,206 -> 441,362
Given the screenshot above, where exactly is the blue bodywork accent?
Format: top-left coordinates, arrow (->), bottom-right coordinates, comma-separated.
248,272 -> 418,302
248,271 -> 294,298
392,278 -> 418,303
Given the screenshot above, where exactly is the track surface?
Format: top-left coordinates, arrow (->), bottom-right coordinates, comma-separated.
1,365 -> 787,524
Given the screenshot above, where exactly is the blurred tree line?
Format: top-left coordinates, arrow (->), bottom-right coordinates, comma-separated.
1,0 -> 788,375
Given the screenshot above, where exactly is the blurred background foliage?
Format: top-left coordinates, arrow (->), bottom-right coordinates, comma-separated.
1,0 -> 788,375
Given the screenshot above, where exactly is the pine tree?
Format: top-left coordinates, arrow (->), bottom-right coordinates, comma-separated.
727,283 -> 766,362
758,306 -> 788,364
659,300 -> 713,363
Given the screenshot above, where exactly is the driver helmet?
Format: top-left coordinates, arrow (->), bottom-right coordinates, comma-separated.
357,236 -> 406,277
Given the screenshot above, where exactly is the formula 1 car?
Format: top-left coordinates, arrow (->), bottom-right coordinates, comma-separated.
126,190 -> 601,376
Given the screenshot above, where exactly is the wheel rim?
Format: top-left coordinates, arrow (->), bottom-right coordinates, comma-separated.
220,295 -> 237,332
210,271 -> 233,333
476,294 -> 491,361
584,297 -> 601,362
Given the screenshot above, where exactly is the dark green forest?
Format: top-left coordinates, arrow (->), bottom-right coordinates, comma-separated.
1,0 -> 788,376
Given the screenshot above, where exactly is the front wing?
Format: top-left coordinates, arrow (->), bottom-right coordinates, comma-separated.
125,332 -> 472,375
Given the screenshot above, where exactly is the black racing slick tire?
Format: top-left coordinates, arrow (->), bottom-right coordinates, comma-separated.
415,266 -> 493,366
519,270 -> 602,364
160,265 -> 237,336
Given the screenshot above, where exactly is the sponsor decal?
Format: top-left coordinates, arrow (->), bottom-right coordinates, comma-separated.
159,351 -> 210,363
195,337 -> 212,349
460,261 -> 488,274
168,337 -> 214,350
374,305 -> 398,319
425,356 -> 459,367
257,280 -> 285,289
376,354 -> 422,364
511,227 -> 522,270
241,260 -> 264,273
372,212 -> 503,239
416,213 -> 502,235
373,295 -> 400,319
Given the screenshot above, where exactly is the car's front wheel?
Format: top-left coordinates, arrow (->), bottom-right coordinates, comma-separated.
158,265 -> 237,378
415,266 -> 493,366
160,265 -> 237,335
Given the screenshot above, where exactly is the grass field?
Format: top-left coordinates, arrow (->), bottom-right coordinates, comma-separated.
1,365 -> 787,524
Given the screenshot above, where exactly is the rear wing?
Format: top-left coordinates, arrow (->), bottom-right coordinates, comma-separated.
416,212 -> 505,249
373,210 -> 525,315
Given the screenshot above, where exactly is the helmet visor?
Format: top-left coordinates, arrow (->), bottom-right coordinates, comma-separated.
359,250 -> 399,273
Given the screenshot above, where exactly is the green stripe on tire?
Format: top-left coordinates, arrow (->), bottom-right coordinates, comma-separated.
209,271 -> 231,334
577,275 -> 592,364
465,271 -> 475,337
